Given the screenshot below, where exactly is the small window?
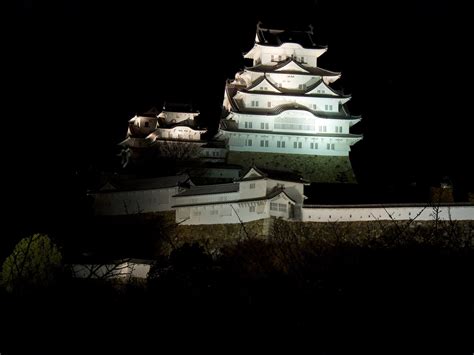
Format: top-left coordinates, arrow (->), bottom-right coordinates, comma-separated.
249,205 -> 256,212
261,122 -> 265,129
277,141 -> 281,148
298,142 -> 302,149
267,101 -> 271,108
270,202 -> 278,211
265,123 -> 269,129
250,183 -> 255,189
293,142 -> 297,148
144,121 -> 150,128
260,140 -> 265,147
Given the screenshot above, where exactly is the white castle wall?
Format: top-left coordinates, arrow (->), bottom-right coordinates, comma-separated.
92,186 -> 181,216
302,204 -> 474,222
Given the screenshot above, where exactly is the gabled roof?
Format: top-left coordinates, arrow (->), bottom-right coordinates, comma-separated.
239,84 -> 350,100
246,75 -> 282,93
98,174 -> 191,192
275,60 -> 309,73
255,22 -> 326,50
245,58 -> 340,77
241,166 -> 309,184
173,183 -> 239,197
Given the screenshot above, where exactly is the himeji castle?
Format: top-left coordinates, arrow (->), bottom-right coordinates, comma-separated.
219,22 -> 363,183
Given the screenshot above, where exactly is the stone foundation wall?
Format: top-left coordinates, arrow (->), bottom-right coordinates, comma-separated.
227,151 -> 356,183
170,218 -> 473,253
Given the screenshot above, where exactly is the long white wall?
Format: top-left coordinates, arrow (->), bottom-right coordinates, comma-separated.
92,186 -> 181,216
233,111 -> 354,134
176,201 -> 270,225
223,131 -> 354,156
236,91 -> 345,113
302,204 -> 474,222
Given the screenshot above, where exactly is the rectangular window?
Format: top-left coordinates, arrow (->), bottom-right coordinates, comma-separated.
300,57 -> 304,63
312,104 -> 317,110
281,141 -> 285,148
249,205 -> 256,212
261,122 -> 265,129
144,121 -> 149,128
325,104 -> 328,110
298,84 -> 303,89
265,140 -> 269,147
250,183 -> 255,189
310,142 -> 318,149
265,123 -> 269,129
331,143 -> 335,150
210,210 -> 218,215
278,203 -> 287,212
267,101 -> 271,108
277,141 -> 281,148
260,140 -> 264,147
271,55 -> 275,62
270,202 -> 278,211
245,139 -> 252,146
255,101 -> 259,107
278,55 -> 282,61
293,142 -> 297,149
298,142 -> 302,149
327,143 -> 331,150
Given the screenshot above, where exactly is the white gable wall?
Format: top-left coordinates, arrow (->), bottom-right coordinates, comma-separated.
266,73 -> 321,90
239,179 -> 267,200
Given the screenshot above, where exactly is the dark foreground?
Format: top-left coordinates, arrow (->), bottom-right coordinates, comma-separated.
1,232 -> 473,355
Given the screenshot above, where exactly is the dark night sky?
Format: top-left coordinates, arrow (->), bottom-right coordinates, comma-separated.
5,0 -> 473,230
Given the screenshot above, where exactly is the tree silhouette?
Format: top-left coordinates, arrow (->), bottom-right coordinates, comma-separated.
1,233 -> 62,293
